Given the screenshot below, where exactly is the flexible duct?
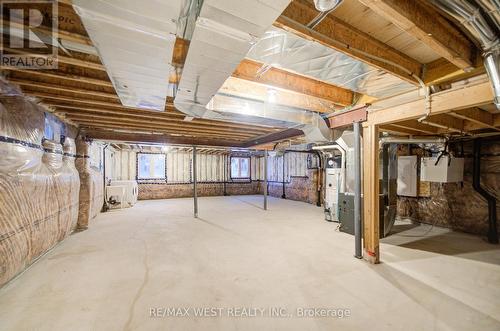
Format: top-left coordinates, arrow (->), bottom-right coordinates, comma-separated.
308,0 -> 343,29
430,0 -> 500,109
174,0 -> 333,143
313,0 -> 343,12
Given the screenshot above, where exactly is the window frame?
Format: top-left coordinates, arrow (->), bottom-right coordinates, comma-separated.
136,152 -> 167,181
230,156 -> 251,180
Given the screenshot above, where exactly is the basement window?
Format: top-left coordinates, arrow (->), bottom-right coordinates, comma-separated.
230,156 -> 250,180
137,153 -> 166,180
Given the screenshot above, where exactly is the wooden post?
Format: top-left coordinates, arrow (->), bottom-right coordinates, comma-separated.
362,124 -> 380,263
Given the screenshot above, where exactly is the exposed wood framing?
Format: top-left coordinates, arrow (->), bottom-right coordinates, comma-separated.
83,130 -> 238,147
362,124 -> 380,264
233,59 -> 354,106
450,108 -> 500,132
360,0 -> 476,69
365,79 -> 494,126
276,0 -> 422,85
424,58 -> 485,85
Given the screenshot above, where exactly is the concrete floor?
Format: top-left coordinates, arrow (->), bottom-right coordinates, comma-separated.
1,195 -> 500,331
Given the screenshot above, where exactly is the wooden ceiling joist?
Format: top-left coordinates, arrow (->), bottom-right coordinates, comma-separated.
5,68 -> 113,87
83,130 -> 239,147
63,114 -> 260,138
360,0 -> 476,70
450,108 -> 500,132
10,80 -> 119,100
233,59 -> 354,106
77,122 -> 249,141
276,0 -> 423,85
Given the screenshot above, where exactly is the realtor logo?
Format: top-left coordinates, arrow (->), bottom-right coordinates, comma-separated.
1,0 -> 58,69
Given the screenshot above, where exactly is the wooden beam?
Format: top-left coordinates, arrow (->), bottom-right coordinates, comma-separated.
389,120 -> 438,134
327,107 -> 367,128
360,0 -> 476,69
424,58 -> 485,85
5,68 -> 113,87
220,77 -> 340,113
51,105 -> 277,133
362,124 -> 380,264
379,125 -> 423,136
450,108 -> 500,131
420,114 -> 465,134
366,79 -> 493,126
56,106 -> 278,134
233,59 -> 354,106
241,129 -> 304,148
11,80 -> 119,100
276,0 -> 422,85
64,114 -> 258,138
77,122 -> 248,140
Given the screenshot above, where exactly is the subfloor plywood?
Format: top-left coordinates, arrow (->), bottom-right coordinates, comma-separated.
0,196 -> 499,330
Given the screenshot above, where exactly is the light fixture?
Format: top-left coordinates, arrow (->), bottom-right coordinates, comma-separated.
267,88 -> 277,103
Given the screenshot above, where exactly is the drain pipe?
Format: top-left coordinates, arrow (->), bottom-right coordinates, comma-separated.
379,137 -> 447,147
282,153 -> 286,199
473,139 -> 499,244
314,150 -> 323,207
102,143 -> 110,212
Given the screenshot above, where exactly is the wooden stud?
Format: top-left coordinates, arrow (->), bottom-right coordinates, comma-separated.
362,124 -> 380,264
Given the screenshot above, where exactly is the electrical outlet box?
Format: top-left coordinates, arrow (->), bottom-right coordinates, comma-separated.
420,156 -> 464,183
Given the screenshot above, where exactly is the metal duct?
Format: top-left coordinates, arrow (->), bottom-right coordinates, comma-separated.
73,0 -> 183,111
313,0 -> 343,12
308,0 -> 344,29
174,0 -> 333,143
430,0 -> 500,109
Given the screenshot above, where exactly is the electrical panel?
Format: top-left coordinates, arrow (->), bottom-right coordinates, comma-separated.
397,155 -> 418,197
420,156 -> 464,183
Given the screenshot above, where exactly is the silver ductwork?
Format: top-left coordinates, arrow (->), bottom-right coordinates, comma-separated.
308,0 -> 343,29
313,0 -> 343,12
430,0 -> 500,109
174,0 -> 333,142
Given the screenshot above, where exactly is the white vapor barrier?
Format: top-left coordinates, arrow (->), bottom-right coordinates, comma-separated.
255,152 -> 309,182
106,150 -> 264,183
